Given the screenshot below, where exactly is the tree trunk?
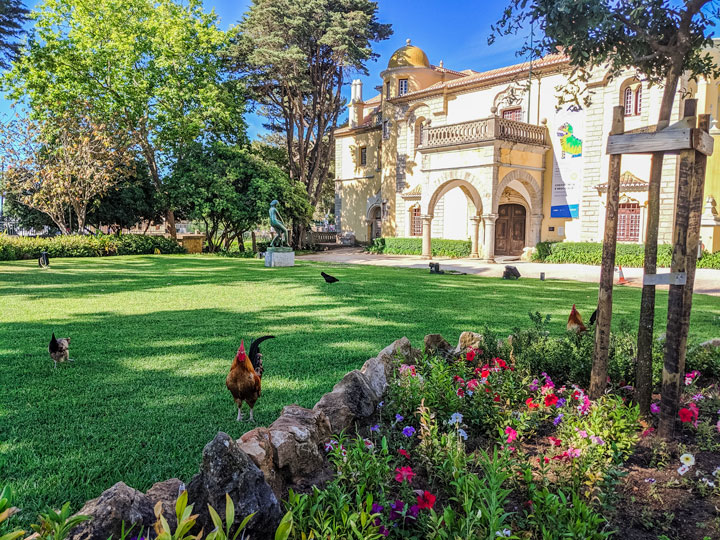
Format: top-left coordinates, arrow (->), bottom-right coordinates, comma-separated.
590,106 -> 625,399
658,100 -> 698,439
635,66 -> 682,416
166,209 -> 177,240
251,230 -> 257,253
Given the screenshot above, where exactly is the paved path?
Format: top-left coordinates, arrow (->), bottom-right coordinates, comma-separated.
299,248 -> 720,297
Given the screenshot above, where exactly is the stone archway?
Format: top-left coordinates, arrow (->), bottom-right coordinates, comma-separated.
421,175 -> 484,260
494,169 -> 543,253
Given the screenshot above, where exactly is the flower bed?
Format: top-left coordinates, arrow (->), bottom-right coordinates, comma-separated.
281,333 -> 720,539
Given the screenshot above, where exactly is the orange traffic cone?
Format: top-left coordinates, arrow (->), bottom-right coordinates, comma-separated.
617,265 -> 629,285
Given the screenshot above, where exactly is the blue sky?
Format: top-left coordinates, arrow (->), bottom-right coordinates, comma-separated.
0,1 -> 535,139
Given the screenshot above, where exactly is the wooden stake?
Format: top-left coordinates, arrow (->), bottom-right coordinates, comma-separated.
590,106 -> 624,400
658,100 -> 698,439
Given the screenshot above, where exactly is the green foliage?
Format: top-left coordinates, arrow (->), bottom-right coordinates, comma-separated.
531,241 -> 554,262
0,233 -> 184,260
153,491 -> 200,540
526,489 -> 612,540
367,237 -> 471,258
0,486 -> 23,540
204,494 -> 254,540
329,435 -> 393,496
30,502 -> 90,540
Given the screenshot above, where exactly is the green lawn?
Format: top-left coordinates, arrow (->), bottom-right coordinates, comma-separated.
1,254 -> 718,523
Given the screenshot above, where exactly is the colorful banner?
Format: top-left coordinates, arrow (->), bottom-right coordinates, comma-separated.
550,108 -> 584,218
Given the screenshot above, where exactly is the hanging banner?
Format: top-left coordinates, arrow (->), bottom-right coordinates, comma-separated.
550,108 -> 585,218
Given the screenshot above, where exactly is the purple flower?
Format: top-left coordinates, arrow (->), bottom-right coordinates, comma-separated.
378,401 -> 384,408
529,379 -> 539,391
402,426 -> 416,437
553,414 -> 564,426
379,525 -> 389,537
692,393 -> 705,402
389,500 -> 405,521
556,398 -> 566,408
407,504 -> 420,519
644,478 -> 656,483
395,413 -> 404,422
371,503 -> 384,514
650,402 -> 660,414
370,424 -> 380,432
590,435 -> 605,445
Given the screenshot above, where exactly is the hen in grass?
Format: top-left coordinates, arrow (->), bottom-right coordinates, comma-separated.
567,305 -> 587,334
321,271 -> 339,283
248,335 -> 275,378
49,333 -> 71,368
226,340 -> 261,422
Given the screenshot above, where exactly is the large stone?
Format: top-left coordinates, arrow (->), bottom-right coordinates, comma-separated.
360,355 -> 393,399
69,482 -> 154,540
700,338 -> 720,349
265,249 -> 295,267
424,334 -> 455,360
145,478 -> 185,531
378,337 -> 420,364
314,370 -> 379,433
187,432 -> 282,540
455,331 -> 484,355
238,428 -> 283,496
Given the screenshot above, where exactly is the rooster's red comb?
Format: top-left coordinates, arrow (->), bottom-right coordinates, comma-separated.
238,340 -> 246,356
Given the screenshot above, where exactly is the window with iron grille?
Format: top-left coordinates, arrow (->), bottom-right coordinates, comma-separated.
398,79 -> 408,96
410,206 -> 422,236
502,107 -> 523,122
617,202 -> 641,242
624,87 -> 634,116
360,146 -> 367,166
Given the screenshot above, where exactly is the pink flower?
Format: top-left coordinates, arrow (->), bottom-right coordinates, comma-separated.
398,449 -> 410,459
457,387 -> 465,398
576,429 -> 588,438
505,426 -> 517,443
650,402 -> 660,414
548,436 -> 562,447
567,447 -> 582,458
395,466 -> 415,484
467,379 -> 479,391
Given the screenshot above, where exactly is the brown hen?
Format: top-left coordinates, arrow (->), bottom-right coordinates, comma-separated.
226,340 -> 261,422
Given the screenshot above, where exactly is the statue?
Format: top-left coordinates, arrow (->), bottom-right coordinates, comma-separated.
269,200 -> 289,247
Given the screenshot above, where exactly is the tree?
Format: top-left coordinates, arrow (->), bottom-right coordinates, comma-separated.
0,0 -> 28,69
0,112 -> 132,234
232,0 -> 391,247
493,0 -> 720,409
171,142 -> 312,252
4,0 -> 243,238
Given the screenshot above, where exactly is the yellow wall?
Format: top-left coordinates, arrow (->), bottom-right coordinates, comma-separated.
336,176 -> 381,243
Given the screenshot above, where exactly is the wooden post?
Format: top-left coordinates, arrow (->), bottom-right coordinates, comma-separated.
590,106 -> 624,400
658,100 -> 697,439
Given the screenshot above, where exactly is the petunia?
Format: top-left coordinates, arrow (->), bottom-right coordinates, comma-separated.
701,478 -> 716,488
548,436 -> 562,447
370,424 -> 380,432
505,426 -> 517,443
525,398 -> 539,409
398,448 -> 410,459
679,408 -> 694,423
389,500 -> 405,521
590,435 -> 605,445
402,426 -> 416,437
576,429 -> 588,438
692,393 -> 704,401
677,465 -> 690,476
650,402 -> 660,414
395,413 -> 404,422
379,525 -> 389,537
407,504 -> 420,519
457,387 -> 465,398
544,394 -> 558,407
467,379 -> 479,391
529,379 -> 539,391
556,398 -> 566,408
567,447 -> 582,458
553,414 -> 564,426
395,466 -> 415,484
466,348 -> 476,363
371,503 -> 384,514
416,491 -> 436,510
679,453 -> 695,467
713,467 -> 720,477
481,369 -> 490,378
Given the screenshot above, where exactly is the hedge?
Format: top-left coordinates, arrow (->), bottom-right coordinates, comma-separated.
368,237 -> 472,258
0,233 -> 185,261
532,241 -> 720,269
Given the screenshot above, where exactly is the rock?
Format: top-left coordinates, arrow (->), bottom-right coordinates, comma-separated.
360,355 -> 393,399
145,478 -> 184,531
238,427 -> 283,496
314,370 -> 379,433
187,432 -> 282,540
455,331 -> 483,354
378,337 -> 420,364
424,334 -> 455,360
69,482 -> 154,540
700,338 -> 720,349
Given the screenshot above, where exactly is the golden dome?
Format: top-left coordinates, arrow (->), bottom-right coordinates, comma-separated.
387,39 -> 430,69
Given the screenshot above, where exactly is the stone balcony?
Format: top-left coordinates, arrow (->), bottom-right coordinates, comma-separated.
419,117 -> 548,150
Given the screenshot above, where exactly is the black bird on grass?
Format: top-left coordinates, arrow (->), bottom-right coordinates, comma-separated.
589,308 -> 598,326
249,335 -> 275,378
321,271 -> 339,283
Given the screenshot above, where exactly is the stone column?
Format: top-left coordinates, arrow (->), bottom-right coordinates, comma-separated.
481,213 -> 498,262
470,216 -> 481,258
530,214 -> 544,246
421,215 -> 433,259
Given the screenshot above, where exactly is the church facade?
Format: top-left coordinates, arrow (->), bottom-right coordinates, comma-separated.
333,40 -> 720,260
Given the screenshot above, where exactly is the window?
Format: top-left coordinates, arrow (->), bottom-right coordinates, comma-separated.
624,87 -> 634,116
617,202 -> 641,242
359,146 -> 367,166
398,78 -> 408,96
410,206 -> 422,236
385,81 -> 390,98
635,86 -> 642,115
502,107 -> 523,122
416,121 -> 425,148
382,120 -> 390,140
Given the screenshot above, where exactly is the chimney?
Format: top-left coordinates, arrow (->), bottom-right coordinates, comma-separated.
349,79 -> 364,128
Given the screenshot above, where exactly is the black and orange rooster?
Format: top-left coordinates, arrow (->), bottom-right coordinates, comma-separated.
567,304 -> 587,334
248,335 -> 275,378
226,340 -> 262,422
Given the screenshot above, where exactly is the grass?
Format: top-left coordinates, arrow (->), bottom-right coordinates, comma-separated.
1,254 -> 718,525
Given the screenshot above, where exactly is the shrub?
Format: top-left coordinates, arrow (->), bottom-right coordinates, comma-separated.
366,237 -> 471,258
0,233 -> 184,261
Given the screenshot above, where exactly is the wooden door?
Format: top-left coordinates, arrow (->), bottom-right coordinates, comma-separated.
371,207 -> 382,239
495,204 -> 526,256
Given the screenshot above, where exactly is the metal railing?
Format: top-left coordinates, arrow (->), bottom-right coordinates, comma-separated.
420,116 -> 547,149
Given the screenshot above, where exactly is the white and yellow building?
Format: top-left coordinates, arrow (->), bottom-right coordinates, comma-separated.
333,39 -> 720,259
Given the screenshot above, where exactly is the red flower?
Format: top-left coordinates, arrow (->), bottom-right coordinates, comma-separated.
544,394 -> 558,407
466,348 -> 476,363
398,449 -> 410,459
493,357 -> 507,369
493,394 -> 501,402
453,375 -> 465,384
481,369 -> 490,378
467,379 -> 479,391
457,387 -> 465,398
416,491 -> 436,510
395,466 -> 415,484
679,408 -> 694,423
548,436 -> 562,447
525,398 -> 539,409
572,390 -> 581,400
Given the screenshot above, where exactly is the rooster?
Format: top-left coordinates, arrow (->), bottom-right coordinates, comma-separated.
226,340 -> 261,422
49,333 -> 72,368
248,335 -> 275,378
567,305 -> 587,334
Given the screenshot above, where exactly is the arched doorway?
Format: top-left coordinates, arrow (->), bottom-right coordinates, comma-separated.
495,204 -> 526,256
370,206 -> 382,240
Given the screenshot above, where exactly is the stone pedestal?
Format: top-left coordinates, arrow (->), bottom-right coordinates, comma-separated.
265,247 -> 295,267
